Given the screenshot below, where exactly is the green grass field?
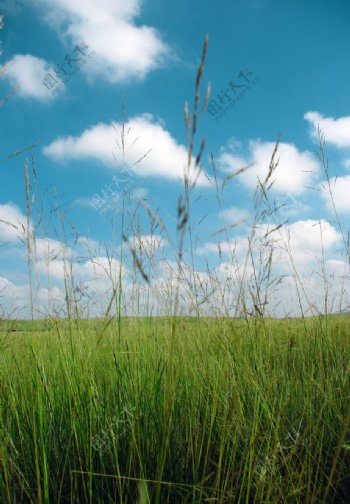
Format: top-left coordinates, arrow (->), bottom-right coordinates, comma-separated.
0,316 -> 349,503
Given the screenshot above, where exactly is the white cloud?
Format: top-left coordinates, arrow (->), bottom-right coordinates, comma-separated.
36,258 -> 67,280
196,219 -> 341,270
0,203 -> 28,242
195,235 -> 248,258
76,256 -> 122,278
215,260 -> 253,280
75,256 -> 126,292
219,206 -> 249,223
33,0 -> 169,83
35,237 -> 71,261
275,219 -> 341,268
37,254 -> 124,285
31,238 -> 72,281
278,195 -> 311,218
320,175 -> 350,214
129,234 -> 167,253
193,219 -> 346,316
76,236 -> 103,253
325,258 -> 349,277
1,221 -> 348,318
43,115 -> 211,186
43,121 -> 115,163
219,139 -> 319,195
284,219 -> 340,252
0,277 -> 27,298
1,54 -> 60,100
304,111 -> 350,148
218,152 -> 247,173
37,286 -> 64,301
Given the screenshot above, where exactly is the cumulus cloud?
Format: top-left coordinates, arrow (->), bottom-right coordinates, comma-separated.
36,258 -> 67,280
75,256 -> 127,292
275,219 -> 341,268
1,220 -> 347,318
194,219 -> 346,316
76,256 -> 122,278
129,234 -> 167,253
33,0 -> 169,83
219,139 -> 319,195
195,235 -> 248,258
37,286 -> 64,301
34,238 -> 72,283
219,206 -> 249,223
35,238 -> 71,261
320,175 -> 350,214
0,203 -> 28,242
36,253 -> 126,291
278,195 -> 311,219
43,115 -> 211,186
304,111 -> 350,148
0,277 -> 27,298
1,54 -> 60,100
196,219 -> 341,271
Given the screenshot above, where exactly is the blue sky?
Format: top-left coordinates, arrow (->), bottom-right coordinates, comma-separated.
0,0 -> 350,317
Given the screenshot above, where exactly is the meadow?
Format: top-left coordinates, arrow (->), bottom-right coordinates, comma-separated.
0,315 -> 349,503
